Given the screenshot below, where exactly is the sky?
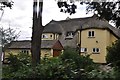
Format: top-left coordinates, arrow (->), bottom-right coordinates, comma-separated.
0,0 -> 94,40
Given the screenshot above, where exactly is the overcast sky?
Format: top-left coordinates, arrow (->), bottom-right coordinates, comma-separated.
0,0 -> 94,40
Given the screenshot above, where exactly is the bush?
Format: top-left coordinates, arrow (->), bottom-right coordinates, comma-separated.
106,39 -> 120,68
2,53 -> 31,78
3,47 -> 119,79
60,47 -> 95,71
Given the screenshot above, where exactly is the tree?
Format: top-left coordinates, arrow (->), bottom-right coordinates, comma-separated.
0,27 -> 20,50
0,1 -> 14,48
86,1 -> 120,28
57,1 -> 120,28
0,1 -> 13,10
106,39 -> 120,67
31,0 -> 43,65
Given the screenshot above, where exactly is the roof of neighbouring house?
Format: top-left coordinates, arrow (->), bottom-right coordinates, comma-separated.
7,40 -> 63,50
44,15 -> 120,38
43,20 -> 62,34
8,40 -> 31,49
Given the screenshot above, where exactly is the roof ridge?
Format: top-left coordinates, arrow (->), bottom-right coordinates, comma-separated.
12,40 -> 31,42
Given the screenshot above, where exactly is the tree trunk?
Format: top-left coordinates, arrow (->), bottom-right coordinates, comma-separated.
31,0 -> 43,65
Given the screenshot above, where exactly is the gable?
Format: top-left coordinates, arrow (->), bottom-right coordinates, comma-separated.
52,40 -> 64,50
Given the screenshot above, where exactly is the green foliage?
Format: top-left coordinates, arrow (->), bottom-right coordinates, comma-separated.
2,53 -> 31,78
106,39 -> 120,68
60,47 -> 95,71
3,47 -> 120,79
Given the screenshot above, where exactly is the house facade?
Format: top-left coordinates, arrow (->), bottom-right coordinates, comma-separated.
43,15 -> 120,63
4,15 -> 120,63
5,40 -> 63,59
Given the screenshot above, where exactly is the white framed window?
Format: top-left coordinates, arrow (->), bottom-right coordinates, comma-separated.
81,48 -> 87,52
92,48 -> 100,53
42,34 -> 48,39
21,50 -> 29,54
88,31 -> 95,37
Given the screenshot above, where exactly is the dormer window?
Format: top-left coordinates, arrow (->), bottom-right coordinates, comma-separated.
42,34 -> 48,39
66,31 -> 74,39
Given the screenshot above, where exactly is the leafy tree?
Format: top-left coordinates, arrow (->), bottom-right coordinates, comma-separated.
106,39 -> 120,68
0,1 -> 13,10
57,1 -> 120,28
57,2 -> 77,15
86,1 -> 120,28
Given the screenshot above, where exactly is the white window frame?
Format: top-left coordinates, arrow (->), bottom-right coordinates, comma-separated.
88,31 -> 95,37
81,48 -> 87,52
42,34 -> 48,39
92,48 -> 100,53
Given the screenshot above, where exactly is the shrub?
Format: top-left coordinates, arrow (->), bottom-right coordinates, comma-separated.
106,39 -> 120,68
60,47 -> 95,71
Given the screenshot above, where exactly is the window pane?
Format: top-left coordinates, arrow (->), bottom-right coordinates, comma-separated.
88,31 -> 91,37
24,50 -> 26,53
42,35 -> 45,38
81,48 -> 84,52
96,48 -> 99,52
93,48 -> 95,52
92,31 -> 94,36
84,48 -> 87,52
42,35 -> 48,38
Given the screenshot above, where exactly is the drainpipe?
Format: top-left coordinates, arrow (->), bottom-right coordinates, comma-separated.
79,26 -> 82,55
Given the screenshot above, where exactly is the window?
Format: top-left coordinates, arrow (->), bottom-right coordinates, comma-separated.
66,32 -> 74,39
42,34 -> 48,38
88,31 -> 94,37
50,35 -> 52,37
21,50 -> 29,54
81,48 -> 87,52
92,48 -> 100,53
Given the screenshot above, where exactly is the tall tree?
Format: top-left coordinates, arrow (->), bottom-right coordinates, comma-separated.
31,0 -> 43,65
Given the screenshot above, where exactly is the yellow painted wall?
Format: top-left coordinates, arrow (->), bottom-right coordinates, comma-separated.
5,49 -> 53,59
41,49 -> 53,58
42,33 -> 59,40
5,49 -> 31,58
78,28 -> 118,63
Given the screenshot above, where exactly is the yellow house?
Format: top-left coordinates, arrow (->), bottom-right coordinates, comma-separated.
4,15 -> 120,63
4,40 -> 63,60
43,15 -> 120,63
